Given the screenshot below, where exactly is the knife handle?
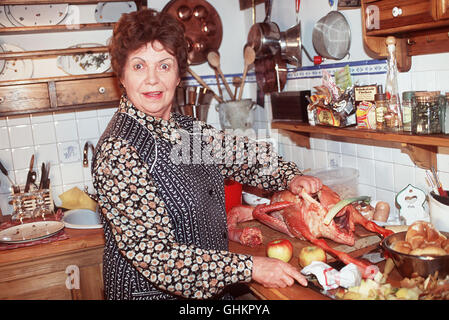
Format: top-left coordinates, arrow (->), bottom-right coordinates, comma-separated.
0,160 -> 8,175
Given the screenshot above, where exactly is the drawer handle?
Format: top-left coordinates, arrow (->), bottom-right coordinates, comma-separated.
0,97 -> 4,104
392,6 -> 402,17
98,87 -> 106,94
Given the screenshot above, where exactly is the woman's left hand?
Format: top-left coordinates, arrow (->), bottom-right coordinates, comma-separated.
288,175 -> 322,195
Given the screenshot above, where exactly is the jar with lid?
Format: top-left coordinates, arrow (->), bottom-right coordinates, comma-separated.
411,92 -> 442,134
375,92 -> 387,130
443,92 -> 449,134
401,91 -> 415,132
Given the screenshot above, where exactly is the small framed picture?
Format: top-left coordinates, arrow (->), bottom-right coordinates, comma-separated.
338,0 -> 361,9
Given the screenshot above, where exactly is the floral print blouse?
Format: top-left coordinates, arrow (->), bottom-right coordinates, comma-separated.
92,96 -> 302,299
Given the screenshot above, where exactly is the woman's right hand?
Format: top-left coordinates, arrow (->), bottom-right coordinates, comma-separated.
251,256 -> 308,288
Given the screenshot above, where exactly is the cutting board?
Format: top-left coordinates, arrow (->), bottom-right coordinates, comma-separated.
236,220 -> 381,261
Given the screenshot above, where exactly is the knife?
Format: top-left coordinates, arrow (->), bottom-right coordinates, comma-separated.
0,159 -> 20,193
38,162 -> 46,190
24,154 -> 36,193
43,162 -> 51,189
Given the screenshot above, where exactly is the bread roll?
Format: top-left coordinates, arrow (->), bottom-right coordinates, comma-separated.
391,240 -> 412,254
373,201 -> 390,222
409,246 -> 447,256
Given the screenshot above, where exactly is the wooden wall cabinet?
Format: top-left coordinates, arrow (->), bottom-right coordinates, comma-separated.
0,0 -> 145,116
362,0 -> 449,71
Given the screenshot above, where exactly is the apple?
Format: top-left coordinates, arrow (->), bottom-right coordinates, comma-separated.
266,239 -> 293,262
299,246 -> 327,268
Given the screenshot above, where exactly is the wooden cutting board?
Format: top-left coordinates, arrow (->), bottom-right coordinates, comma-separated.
236,220 -> 381,261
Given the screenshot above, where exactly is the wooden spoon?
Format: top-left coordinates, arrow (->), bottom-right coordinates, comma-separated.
232,76 -> 242,99
187,67 -> 224,103
207,51 -> 234,100
237,46 -> 256,101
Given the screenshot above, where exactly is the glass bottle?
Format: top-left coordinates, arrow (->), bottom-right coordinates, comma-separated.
384,36 -> 402,132
401,91 -> 415,132
445,92 -> 449,134
375,91 -> 387,131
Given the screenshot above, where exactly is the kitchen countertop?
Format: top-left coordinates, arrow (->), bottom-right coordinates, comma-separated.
0,217 -> 390,300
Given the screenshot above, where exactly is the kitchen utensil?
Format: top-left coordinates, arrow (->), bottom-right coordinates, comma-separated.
162,0 -> 223,65
431,167 -> 448,197
187,67 -> 223,103
232,76 -> 242,99
381,231 -> 449,278
216,99 -> 256,130
207,51 -> 234,100
429,191 -> 449,232
175,86 -> 212,122
0,159 -> 19,194
24,154 -> 36,193
279,22 -> 302,67
312,11 -> 351,60
254,52 -> 287,94
214,70 -> 223,100
237,46 -> 255,101
38,162 -> 50,190
247,0 -> 280,58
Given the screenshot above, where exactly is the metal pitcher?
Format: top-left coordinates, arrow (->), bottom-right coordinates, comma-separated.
216,99 -> 256,130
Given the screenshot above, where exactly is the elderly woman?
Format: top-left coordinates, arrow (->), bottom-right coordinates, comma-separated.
92,8 -> 322,300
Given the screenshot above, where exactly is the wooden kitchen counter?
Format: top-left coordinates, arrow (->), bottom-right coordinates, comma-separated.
0,227 -> 105,300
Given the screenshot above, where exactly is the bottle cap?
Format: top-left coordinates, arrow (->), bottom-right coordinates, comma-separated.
375,93 -> 386,101
402,91 -> 415,100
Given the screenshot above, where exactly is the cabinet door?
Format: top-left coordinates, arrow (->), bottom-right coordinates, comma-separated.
436,0 -> 449,19
0,83 -> 50,113
366,0 -> 434,32
56,77 -> 120,107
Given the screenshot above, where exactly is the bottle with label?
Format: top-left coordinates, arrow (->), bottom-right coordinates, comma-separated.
384,36 -> 402,131
375,87 -> 387,131
401,91 -> 415,132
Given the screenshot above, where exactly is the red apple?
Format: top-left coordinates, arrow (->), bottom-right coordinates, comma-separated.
299,246 -> 327,268
266,239 -> 293,262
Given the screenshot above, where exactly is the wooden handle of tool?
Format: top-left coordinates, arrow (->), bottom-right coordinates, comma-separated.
237,66 -> 249,101
217,68 -> 235,100
188,68 -> 224,103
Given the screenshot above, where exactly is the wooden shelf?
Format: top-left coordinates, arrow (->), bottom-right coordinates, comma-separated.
0,23 -> 115,35
0,46 -> 108,60
271,121 -> 449,170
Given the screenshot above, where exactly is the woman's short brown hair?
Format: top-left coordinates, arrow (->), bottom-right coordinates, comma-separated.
109,8 -> 188,80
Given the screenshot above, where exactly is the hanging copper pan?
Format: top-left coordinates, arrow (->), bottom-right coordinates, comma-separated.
162,0 -> 223,65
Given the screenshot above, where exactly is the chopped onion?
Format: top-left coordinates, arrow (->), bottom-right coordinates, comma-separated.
323,196 -> 371,225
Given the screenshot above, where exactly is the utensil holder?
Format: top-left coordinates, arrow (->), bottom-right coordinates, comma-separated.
9,187 -> 54,223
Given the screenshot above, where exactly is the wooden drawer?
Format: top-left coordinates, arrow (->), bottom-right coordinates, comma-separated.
56,77 -> 120,107
366,0 -> 435,32
0,83 -> 50,113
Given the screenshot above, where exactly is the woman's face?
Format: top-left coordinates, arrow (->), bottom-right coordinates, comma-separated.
120,41 -> 180,120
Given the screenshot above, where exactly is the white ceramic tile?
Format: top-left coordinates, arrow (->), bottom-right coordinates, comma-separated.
55,119 -> 78,142
7,115 -> 30,126
373,146 -> 393,162
58,141 -> 81,163
32,122 -> 56,145
35,143 -> 59,165
397,72 -> 412,94
0,193 -> 13,216
411,71 -> 437,91
393,163 -> 415,193
391,148 -> 415,167
8,125 -> 34,148
326,140 -> 341,153
14,168 -> 30,187
77,118 -> 100,140
97,107 -> 116,117
340,141 -> 356,156
313,149 -> 328,169
327,152 -> 342,168
291,145 -> 304,170
11,147 -> 35,170
375,161 -> 394,191
60,162 -> 84,185
411,52 -> 449,72
51,185 -> 64,207
414,167 -> 429,194
0,149 -> 13,171
53,111 -> 75,121
30,112 -> 53,124
439,171 -> 449,190
358,184 -> 376,199
0,126 -> 10,149
357,158 -> 375,186
302,148 -> 315,171
75,109 -> 98,119
437,152 -> 449,173
375,189 -> 398,220
46,164 -> 62,187
310,137 -> 327,151
341,154 -> 357,169
435,70 -> 449,93
356,144 -> 373,159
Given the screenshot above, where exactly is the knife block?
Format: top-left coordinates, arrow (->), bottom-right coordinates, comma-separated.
10,187 -> 54,222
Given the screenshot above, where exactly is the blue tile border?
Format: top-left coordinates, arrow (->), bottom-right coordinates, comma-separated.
181,59 -> 387,86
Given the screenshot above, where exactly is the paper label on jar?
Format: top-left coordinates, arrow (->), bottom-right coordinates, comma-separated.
355,86 -> 377,101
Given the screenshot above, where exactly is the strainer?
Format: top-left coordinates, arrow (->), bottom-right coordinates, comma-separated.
312,11 -> 351,60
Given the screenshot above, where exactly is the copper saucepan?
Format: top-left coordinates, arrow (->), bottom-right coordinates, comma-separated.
247,0 -> 280,58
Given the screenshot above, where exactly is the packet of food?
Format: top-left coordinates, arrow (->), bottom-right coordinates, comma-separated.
301,261 -> 362,290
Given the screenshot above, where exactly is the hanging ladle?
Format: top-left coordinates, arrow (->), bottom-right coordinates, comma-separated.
207,51 -> 235,100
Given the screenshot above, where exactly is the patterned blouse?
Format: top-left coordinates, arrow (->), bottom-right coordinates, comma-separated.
92,96 -> 302,299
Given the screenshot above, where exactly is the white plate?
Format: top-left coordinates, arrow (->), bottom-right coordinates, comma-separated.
0,5 -> 15,27
62,209 -> 103,230
57,43 -> 111,75
0,43 -> 34,81
94,1 -> 137,23
0,221 -> 65,244
242,192 -> 271,206
7,4 -> 69,26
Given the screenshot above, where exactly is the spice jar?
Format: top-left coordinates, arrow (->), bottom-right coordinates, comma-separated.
412,92 -> 442,134
443,92 -> 449,134
401,91 -> 415,132
375,92 -> 387,131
